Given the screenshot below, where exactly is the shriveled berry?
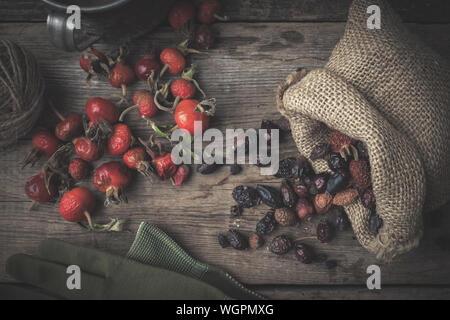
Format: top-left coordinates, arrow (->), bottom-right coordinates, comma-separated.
256,212 -> 276,235
295,243 -> 314,264
230,164 -> 241,175
69,158 -> 90,181
232,185 -> 259,208
310,143 -> 329,161
329,206 -> 350,231
362,189 -> 376,209
218,234 -> 229,248
355,140 -> 369,159
314,193 -> 333,214
317,222 -> 334,243
326,172 -> 349,195
274,207 -> 297,227
197,163 -> 221,174
276,157 -> 312,179
333,188 -> 359,206
230,205 -> 242,218
329,130 -> 354,153
296,197 -> 314,220
369,211 -> 383,233
269,235 -> 292,255
256,184 -> 283,209
280,180 -> 298,208
349,159 -> 371,190
313,173 -> 329,194
327,152 -> 347,171
292,179 -> 309,198
249,233 -> 264,249
195,24 -> 215,50
226,229 -> 248,250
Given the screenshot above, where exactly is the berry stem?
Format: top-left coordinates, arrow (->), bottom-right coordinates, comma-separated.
214,14 -> 229,22
160,64 -> 169,78
49,102 -> 65,121
119,105 -> 138,122
84,211 -> 94,231
121,84 -> 127,97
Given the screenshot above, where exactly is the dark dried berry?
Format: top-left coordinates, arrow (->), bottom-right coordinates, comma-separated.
355,140 -> 369,159
327,153 -> 347,171
226,229 -> 248,250
362,189 -> 376,209
281,180 -> 298,208
295,243 -> 314,264
269,235 -> 292,255
256,218 -> 276,235
329,206 -> 350,231
249,233 -> 264,249
292,179 -> 309,197
263,211 -> 276,224
230,205 -> 242,218
292,156 -> 314,178
296,197 -> 314,220
368,211 -> 383,233
276,157 -> 313,179
313,173 -> 330,193
232,185 -> 259,208
310,143 -> 329,161
230,164 -> 242,175
317,222 -> 334,243
256,184 -> 283,209
197,163 -> 221,174
218,234 -> 229,248
326,172 -> 349,195
325,260 -> 338,269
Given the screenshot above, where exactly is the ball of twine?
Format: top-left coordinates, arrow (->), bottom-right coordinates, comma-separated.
0,39 -> 45,149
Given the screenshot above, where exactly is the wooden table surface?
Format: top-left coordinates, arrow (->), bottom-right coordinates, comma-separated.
1,0 -> 450,300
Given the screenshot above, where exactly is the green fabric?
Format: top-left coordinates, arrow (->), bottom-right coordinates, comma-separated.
6,239 -> 230,300
126,222 -> 264,300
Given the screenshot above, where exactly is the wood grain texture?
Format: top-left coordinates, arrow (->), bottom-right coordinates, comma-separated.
1,0 -> 450,23
0,22 -> 450,289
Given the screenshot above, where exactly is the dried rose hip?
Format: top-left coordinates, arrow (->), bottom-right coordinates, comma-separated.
317,221 -> 334,243
226,229 -> 248,250
270,235 -> 292,255
232,185 -> 259,208
314,193 -> 333,214
295,243 -> 314,264
326,172 -> 349,195
329,130 -> 355,159
230,205 -> 242,218
362,189 -> 376,209
292,179 -> 309,198
218,234 -> 229,248
256,184 -> 283,209
312,173 -> 330,194
275,158 -> 298,179
310,143 -> 329,161
275,207 -> 297,227
333,188 -> 359,206
296,197 -> 314,220
256,212 -> 276,235
349,152 -> 371,190
249,233 -> 264,249
281,180 -> 298,208
327,152 -> 347,171
355,140 -> 369,160
69,158 -> 90,181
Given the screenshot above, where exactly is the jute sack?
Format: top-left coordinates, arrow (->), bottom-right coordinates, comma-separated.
276,0 -> 450,260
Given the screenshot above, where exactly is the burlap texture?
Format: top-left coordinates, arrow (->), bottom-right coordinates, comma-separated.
276,0 -> 450,260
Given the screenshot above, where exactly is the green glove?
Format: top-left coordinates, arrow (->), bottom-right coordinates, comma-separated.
6,239 -> 231,300
127,222 -> 264,300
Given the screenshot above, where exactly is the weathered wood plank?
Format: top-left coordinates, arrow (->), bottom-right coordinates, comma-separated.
0,22 -> 450,286
1,0 -> 450,23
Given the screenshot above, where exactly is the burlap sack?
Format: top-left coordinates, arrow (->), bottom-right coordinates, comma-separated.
276,0 -> 450,260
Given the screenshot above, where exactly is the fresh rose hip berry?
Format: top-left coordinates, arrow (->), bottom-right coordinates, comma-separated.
54,113 -> 83,142
174,99 -> 212,135
153,153 -> 177,180
171,78 -> 196,100
109,61 -> 136,96
197,0 -> 227,24
24,171 -> 56,203
73,137 -> 104,162
107,123 -> 133,156
120,90 -> 158,122
69,158 -> 90,181
172,164 -> 190,186
59,187 -> 95,228
160,48 -> 186,76
85,97 -> 120,125
80,48 -> 106,73
22,129 -> 61,168
135,54 -> 162,81
168,0 -> 196,30
123,147 -> 153,178
93,161 -> 132,206
195,24 -> 215,49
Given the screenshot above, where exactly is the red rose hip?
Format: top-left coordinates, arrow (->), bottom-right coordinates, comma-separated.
59,187 -> 95,228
